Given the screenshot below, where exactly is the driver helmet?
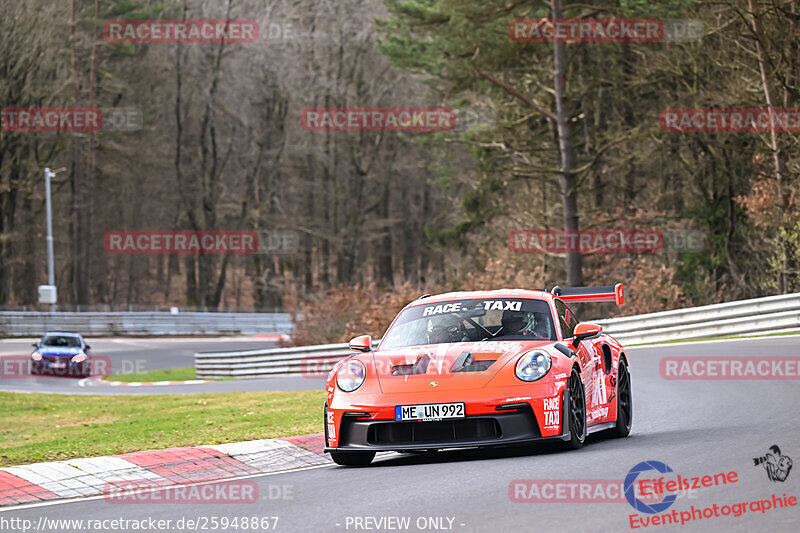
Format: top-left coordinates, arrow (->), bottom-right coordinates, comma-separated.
427,315 -> 462,344
501,310 -> 530,335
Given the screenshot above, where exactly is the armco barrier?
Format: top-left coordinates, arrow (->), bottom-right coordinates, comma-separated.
195,293 -> 800,379
596,292 -> 800,345
0,311 -> 293,337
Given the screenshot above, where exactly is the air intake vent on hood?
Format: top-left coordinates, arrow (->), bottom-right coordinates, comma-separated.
450,352 -> 497,373
391,354 -> 431,375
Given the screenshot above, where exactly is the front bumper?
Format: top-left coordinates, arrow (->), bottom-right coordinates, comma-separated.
32,358 -> 89,377
325,387 -> 570,453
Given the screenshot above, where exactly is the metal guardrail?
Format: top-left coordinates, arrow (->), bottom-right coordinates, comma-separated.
195,340 -> 380,379
596,292 -> 800,345
0,311 -> 294,337
195,292 -> 800,378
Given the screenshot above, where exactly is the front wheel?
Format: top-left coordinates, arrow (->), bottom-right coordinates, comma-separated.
561,368 -> 587,450
330,451 -> 375,466
76,361 -> 91,378
611,360 -> 632,437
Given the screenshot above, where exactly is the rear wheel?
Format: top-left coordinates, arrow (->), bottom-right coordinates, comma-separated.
611,360 -> 632,437
562,368 -> 587,450
330,451 -> 375,466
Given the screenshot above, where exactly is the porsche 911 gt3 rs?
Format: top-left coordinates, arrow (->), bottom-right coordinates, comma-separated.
323,284 -> 632,466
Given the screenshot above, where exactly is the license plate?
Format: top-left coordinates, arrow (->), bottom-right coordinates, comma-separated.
395,402 -> 465,421
51,361 -> 66,369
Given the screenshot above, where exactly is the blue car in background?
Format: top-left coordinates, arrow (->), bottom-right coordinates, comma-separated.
31,332 -> 93,377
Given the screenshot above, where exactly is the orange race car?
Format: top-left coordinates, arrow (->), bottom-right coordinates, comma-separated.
323,284 -> 632,466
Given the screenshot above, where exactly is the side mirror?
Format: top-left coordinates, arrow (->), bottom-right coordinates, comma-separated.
85,345 -> 92,352
348,335 -> 372,353
572,322 -> 602,348
32,343 -> 39,348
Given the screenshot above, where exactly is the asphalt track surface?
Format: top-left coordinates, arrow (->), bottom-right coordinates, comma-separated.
0,337 -> 326,394
2,336 -> 799,532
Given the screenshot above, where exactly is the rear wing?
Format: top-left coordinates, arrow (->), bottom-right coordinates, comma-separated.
546,283 -> 624,306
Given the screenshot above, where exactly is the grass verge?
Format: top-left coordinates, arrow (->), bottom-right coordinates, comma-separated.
0,390 -> 325,467
102,367 -> 234,383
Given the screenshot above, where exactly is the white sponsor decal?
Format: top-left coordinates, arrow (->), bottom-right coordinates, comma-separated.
504,396 -> 532,402
543,396 -> 560,428
422,302 -> 463,316
421,300 -> 523,316
543,397 -> 559,410
589,349 -> 607,409
589,406 -> 608,421
470,341 -> 523,353
481,300 -> 522,311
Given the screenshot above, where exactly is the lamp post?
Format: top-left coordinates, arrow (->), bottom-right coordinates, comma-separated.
40,167 -> 66,312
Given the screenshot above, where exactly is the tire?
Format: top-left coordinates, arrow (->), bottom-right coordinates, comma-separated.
77,362 -> 91,378
561,367 -> 587,450
330,451 -> 375,466
611,360 -> 632,437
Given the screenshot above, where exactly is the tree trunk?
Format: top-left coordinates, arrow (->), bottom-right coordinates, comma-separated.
551,0 -> 582,287
70,0 -> 90,304
748,0 -> 789,292
82,0 -> 100,304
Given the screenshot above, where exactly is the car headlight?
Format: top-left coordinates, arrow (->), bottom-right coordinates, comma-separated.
327,359 -> 345,381
71,353 -> 87,363
31,352 -> 42,361
515,351 -> 551,382
336,360 -> 366,392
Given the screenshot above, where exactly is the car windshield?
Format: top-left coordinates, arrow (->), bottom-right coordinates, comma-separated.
380,298 -> 556,349
41,335 -> 82,348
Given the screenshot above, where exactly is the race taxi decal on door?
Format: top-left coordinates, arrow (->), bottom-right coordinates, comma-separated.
588,344 -> 609,422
